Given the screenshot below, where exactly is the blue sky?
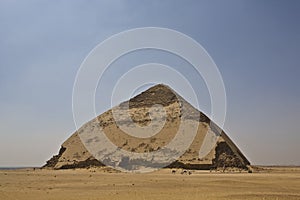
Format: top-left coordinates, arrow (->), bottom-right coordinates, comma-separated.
0,0 -> 299,167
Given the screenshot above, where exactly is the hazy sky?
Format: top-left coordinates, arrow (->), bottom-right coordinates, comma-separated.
0,0 -> 299,167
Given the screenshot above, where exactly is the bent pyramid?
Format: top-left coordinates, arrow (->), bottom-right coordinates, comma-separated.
44,84 -> 250,171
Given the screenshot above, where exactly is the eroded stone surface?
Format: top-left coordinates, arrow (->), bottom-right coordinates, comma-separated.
43,84 -> 250,170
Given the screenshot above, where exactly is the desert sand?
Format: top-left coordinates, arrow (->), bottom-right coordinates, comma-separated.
0,167 -> 299,200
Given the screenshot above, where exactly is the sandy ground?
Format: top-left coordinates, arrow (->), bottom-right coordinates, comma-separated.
0,167 -> 299,200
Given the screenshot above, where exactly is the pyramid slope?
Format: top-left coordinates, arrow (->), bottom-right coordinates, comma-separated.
44,84 -> 250,170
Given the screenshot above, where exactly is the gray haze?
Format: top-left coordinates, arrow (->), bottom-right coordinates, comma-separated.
0,0 -> 299,166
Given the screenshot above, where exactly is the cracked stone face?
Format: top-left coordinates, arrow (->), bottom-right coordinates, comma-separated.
43,84 -> 250,171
